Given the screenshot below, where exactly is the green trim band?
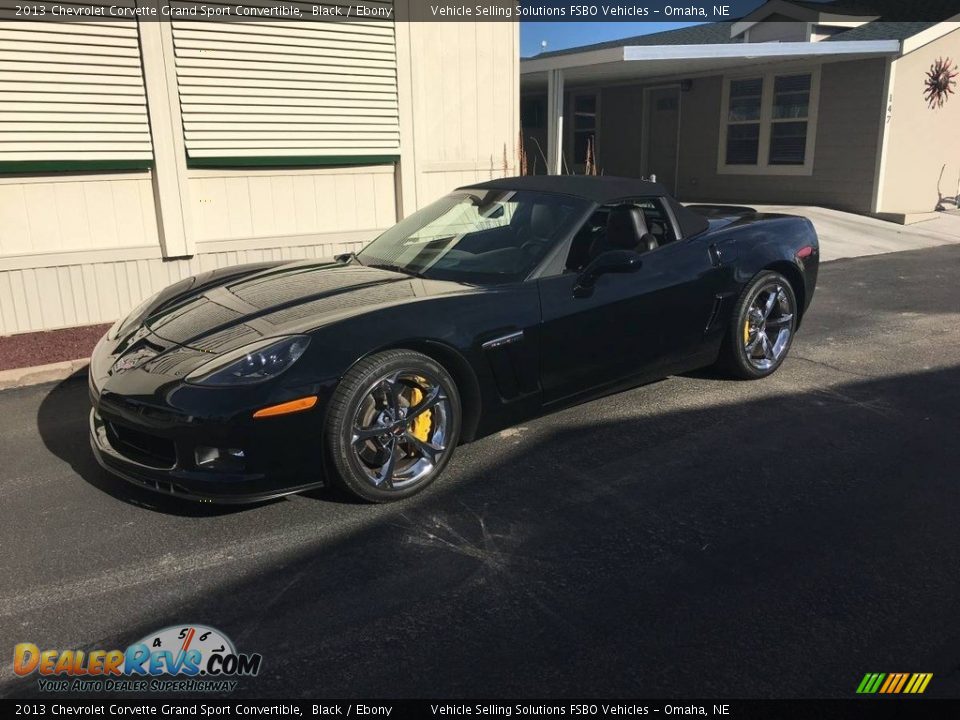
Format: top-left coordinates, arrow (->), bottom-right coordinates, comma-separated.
186,155 -> 400,169
0,160 -> 153,175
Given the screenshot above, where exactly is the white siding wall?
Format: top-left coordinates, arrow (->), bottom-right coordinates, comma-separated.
396,18 -> 520,212
0,11 -> 519,336
189,165 -> 396,242
0,237 -> 371,335
878,28 -> 960,215
0,173 -> 158,255
409,22 -> 520,206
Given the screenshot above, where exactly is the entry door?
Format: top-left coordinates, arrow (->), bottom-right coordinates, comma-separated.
537,237 -> 717,405
644,88 -> 680,194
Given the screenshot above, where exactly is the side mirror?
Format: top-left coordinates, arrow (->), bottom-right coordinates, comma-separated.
574,249 -> 643,297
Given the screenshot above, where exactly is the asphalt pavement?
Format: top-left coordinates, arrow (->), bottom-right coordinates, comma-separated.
1,244 -> 959,699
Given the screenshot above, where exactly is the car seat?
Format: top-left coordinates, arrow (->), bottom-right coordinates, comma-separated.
589,204 -> 658,259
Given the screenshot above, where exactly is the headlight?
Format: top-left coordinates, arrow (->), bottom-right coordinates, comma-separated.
185,336 -> 310,387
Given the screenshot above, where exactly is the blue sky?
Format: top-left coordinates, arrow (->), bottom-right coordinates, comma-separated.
520,22 -> 706,57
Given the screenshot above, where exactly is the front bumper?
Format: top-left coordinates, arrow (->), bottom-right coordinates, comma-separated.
88,335 -> 333,504
89,408 -> 326,503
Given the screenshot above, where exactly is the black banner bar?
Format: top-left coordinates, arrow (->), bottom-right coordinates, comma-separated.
3,699 -> 960,719
1,0 -> 958,23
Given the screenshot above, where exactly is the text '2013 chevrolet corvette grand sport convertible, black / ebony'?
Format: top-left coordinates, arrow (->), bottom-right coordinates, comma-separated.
89,176 -> 818,503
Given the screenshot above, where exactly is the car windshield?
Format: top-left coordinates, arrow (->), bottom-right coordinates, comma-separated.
357,189 -> 590,284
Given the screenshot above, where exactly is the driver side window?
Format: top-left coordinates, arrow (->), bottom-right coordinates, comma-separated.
564,197 -> 678,272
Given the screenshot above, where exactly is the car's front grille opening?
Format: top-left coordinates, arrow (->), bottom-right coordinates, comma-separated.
123,473 -> 200,499
106,422 -> 177,469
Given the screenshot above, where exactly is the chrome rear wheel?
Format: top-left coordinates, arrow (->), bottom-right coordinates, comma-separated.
744,282 -> 795,371
718,270 -> 798,380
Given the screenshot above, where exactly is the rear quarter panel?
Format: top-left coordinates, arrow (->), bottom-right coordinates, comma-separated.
705,213 -> 819,320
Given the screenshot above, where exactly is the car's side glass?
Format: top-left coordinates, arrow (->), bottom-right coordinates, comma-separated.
565,207 -> 609,272
635,198 -> 679,246
563,197 -> 680,273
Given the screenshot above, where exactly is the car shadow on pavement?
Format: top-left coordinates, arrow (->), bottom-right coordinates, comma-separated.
35,370 -> 265,517
14,363 -> 960,699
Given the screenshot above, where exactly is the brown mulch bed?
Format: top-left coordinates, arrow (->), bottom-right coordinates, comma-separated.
0,323 -> 111,372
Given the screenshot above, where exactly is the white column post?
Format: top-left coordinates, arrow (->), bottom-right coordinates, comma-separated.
546,68 -> 565,175
870,56 -> 896,214
393,0 -> 418,219
137,1 -> 195,257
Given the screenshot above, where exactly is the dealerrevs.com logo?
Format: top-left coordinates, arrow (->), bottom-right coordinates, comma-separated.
14,624 -> 262,693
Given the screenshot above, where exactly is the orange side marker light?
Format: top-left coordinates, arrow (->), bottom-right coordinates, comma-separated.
252,396 -> 318,419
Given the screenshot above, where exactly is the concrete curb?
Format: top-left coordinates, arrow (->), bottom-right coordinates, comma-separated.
0,358 -> 89,391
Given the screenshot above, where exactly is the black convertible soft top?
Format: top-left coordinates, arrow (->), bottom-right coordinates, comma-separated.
462,175 -> 709,238
466,175 -> 667,202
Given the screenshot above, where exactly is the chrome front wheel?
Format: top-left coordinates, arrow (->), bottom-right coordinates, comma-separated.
350,370 -> 452,491
326,350 -> 461,502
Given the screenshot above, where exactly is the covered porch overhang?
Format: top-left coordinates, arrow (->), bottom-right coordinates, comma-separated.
521,40 -> 901,175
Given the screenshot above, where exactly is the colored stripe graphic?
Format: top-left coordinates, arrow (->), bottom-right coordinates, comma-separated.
890,673 -> 909,693
887,673 -> 910,694
906,673 -> 934,694
879,674 -> 895,693
857,672 -> 932,694
904,674 -> 920,693
856,673 -> 886,694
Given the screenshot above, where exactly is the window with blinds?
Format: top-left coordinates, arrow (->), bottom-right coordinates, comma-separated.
171,2 -> 400,167
718,68 -> 819,175
725,78 -> 762,166
0,2 -> 153,172
769,74 -> 811,166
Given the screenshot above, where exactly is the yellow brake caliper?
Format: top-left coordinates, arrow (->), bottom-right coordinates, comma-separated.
744,317 -> 751,345
407,387 -> 432,442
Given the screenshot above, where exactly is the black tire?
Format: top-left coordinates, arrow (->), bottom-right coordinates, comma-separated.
717,270 -> 798,380
325,349 -> 461,503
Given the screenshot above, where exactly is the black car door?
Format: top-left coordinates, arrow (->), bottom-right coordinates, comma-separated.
537,224 -> 718,405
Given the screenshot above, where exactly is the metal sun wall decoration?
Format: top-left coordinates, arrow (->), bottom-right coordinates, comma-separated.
923,57 -> 958,109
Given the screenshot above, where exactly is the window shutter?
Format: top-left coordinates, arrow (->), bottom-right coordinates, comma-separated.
171,3 -> 400,164
0,3 -> 153,169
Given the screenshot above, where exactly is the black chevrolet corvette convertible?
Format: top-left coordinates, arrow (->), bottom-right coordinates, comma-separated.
89,176 -> 818,503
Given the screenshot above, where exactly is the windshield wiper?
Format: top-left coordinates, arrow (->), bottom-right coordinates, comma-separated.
335,251 -> 360,265
366,262 -> 426,279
